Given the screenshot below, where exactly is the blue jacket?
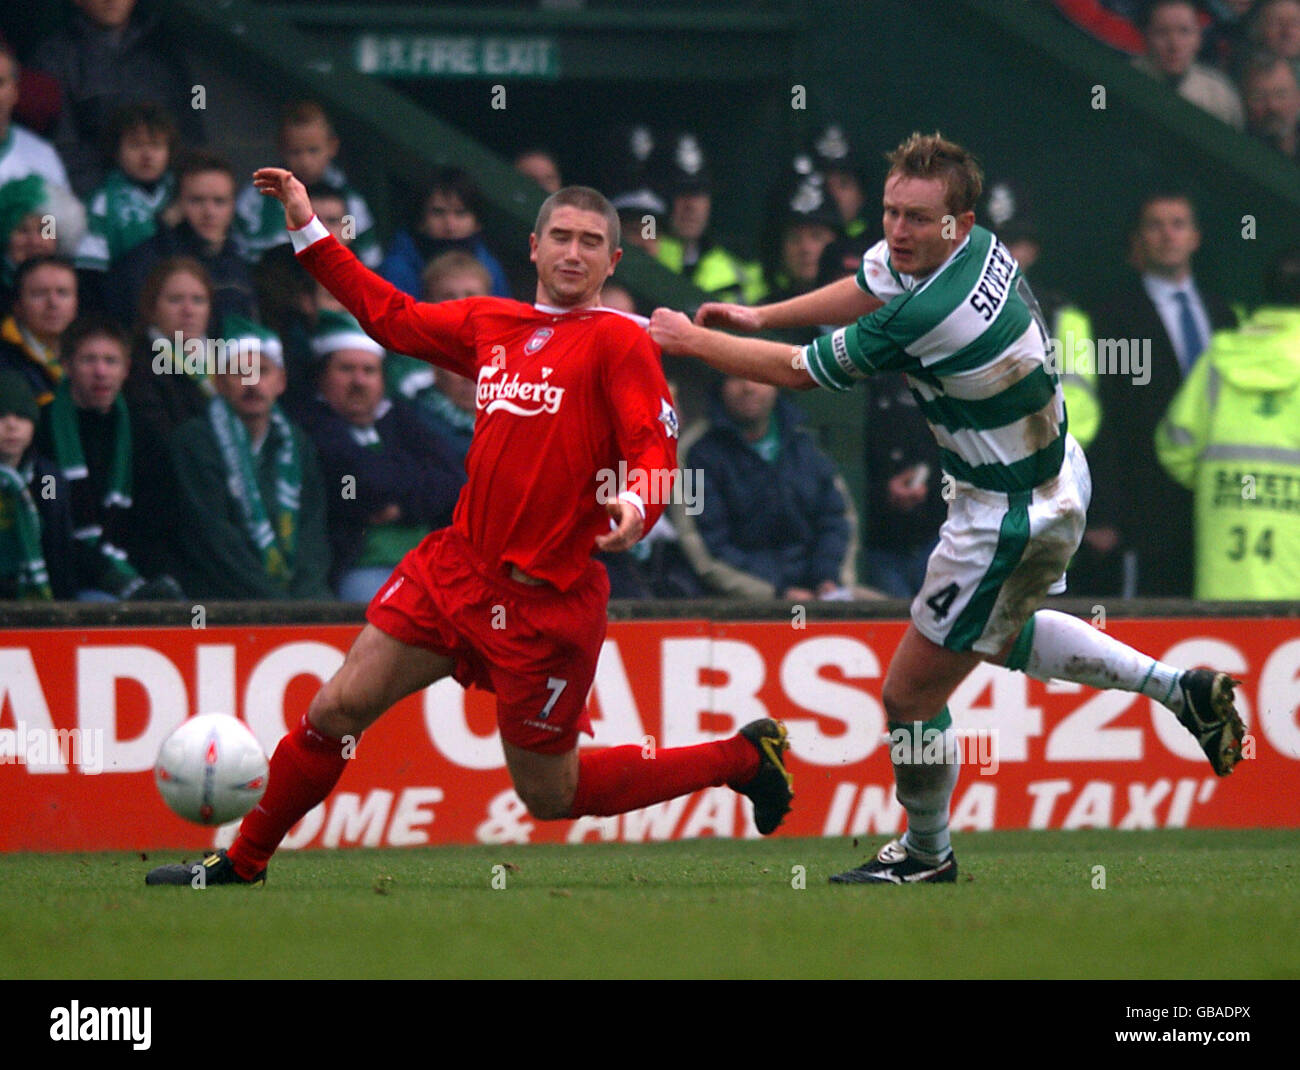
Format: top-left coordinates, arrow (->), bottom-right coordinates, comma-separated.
683,394 -> 853,595
378,229 -> 512,299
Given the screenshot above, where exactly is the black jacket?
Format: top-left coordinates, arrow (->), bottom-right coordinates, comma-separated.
1087,275 -> 1236,596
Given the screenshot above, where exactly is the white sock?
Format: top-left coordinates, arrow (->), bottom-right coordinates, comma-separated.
1016,610 -> 1185,712
893,725 -> 961,862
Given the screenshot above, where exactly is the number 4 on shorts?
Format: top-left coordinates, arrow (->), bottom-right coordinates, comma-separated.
926,582 -> 960,621
539,676 -> 567,720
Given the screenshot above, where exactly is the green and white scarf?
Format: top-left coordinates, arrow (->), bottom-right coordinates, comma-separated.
0,462 -> 52,599
48,379 -> 137,592
208,397 -> 301,587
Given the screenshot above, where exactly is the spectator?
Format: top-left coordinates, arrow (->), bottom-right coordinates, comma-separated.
600,282 -> 640,317
298,309 -> 464,602
106,150 -> 254,331
611,187 -> 666,260
254,183 -> 356,414
653,134 -> 765,305
0,43 -> 70,189
234,100 -> 381,268
30,0 -> 202,197
812,125 -> 875,242
1084,191 -> 1237,597
0,30 -> 62,136
760,173 -> 842,343
0,175 -> 85,310
167,324 -> 333,600
1133,0 -> 1245,127
672,376 -> 861,599
0,367 -> 74,599
380,167 -> 511,299
35,317 -> 182,600
1157,245 -> 1300,599
514,147 -> 562,194
120,255 -> 213,579
1250,0 -> 1300,81
384,251 -> 488,466
73,102 -> 176,276
0,255 -> 78,406
1241,51 -> 1300,157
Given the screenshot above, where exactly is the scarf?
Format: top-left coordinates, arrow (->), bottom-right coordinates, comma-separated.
208,397 -> 301,586
0,462 -> 52,599
48,378 -> 137,592
423,385 -> 477,434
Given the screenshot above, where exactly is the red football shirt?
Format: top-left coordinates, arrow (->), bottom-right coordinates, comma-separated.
296,224 -> 678,591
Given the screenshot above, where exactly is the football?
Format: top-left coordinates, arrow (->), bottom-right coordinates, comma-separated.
154,714 -> 269,826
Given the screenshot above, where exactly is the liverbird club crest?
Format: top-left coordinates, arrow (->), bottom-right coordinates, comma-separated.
525,327 -> 554,355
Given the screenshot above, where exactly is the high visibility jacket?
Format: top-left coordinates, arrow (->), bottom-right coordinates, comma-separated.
1052,303 -> 1101,450
655,236 -> 766,305
1156,306 -> 1300,599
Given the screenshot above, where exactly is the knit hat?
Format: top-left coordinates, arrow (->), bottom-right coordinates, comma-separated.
221,313 -> 284,368
310,309 -> 385,359
0,368 -> 39,423
0,175 -> 46,245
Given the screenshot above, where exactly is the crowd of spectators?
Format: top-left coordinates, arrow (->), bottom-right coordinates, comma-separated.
0,0 -> 1295,605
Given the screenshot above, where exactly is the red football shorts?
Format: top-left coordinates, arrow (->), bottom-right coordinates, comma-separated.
366,527 -> 610,754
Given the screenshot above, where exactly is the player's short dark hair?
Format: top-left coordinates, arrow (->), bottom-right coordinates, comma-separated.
105,101 -> 178,161
60,317 -> 131,364
175,149 -> 236,189
885,132 -> 983,217
14,254 -> 76,295
534,186 -> 621,251
1264,245 -> 1300,305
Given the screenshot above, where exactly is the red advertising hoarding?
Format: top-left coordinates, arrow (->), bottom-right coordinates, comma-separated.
1,617 -> 1298,851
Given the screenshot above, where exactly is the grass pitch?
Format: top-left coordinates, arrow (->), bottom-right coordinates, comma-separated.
3,829 -> 1297,980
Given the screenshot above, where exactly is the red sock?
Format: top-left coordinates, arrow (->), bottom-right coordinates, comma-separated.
569,735 -> 760,817
227,715 -> 349,879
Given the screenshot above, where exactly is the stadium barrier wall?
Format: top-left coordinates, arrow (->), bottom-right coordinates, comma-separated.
1,600 -> 1297,851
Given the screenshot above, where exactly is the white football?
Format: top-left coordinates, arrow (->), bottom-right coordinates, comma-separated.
154,714 -> 269,825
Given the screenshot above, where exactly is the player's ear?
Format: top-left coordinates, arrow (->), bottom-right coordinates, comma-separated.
528,232 -> 539,263
606,247 -> 622,275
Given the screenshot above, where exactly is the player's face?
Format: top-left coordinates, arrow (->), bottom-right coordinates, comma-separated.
1134,198 -> 1200,276
0,412 -> 34,469
118,126 -> 170,184
179,170 -> 235,247
1146,4 -> 1200,76
530,205 -> 622,309
281,122 -> 337,186
1262,1 -> 1300,59
424,192 -> 479,241
319,349 -> 385,427
67,337 -> 129,413
151,270 -> 210,341
882,174 -> 972,278
17,265 -> 78,341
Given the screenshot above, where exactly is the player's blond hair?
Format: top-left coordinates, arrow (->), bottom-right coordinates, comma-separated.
534,186 -> 621,251
885,132 -> 984,216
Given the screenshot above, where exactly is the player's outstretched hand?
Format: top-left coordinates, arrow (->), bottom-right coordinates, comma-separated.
649,307 -> 701,356
595,500 -> 644,554
252,167 -> 314,230
695,301 -> 762,332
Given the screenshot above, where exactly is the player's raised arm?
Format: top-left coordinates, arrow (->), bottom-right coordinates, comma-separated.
253,167 -> 477,377
650,308 -> 816,390
696,275 -> 882,332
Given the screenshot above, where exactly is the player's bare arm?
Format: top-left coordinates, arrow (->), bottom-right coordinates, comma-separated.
695,275 -> 882,332
649,308 -> 816,389
252,167 -> 314,229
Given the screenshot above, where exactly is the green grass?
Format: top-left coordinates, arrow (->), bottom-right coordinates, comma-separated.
2,830 -> 1298,979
